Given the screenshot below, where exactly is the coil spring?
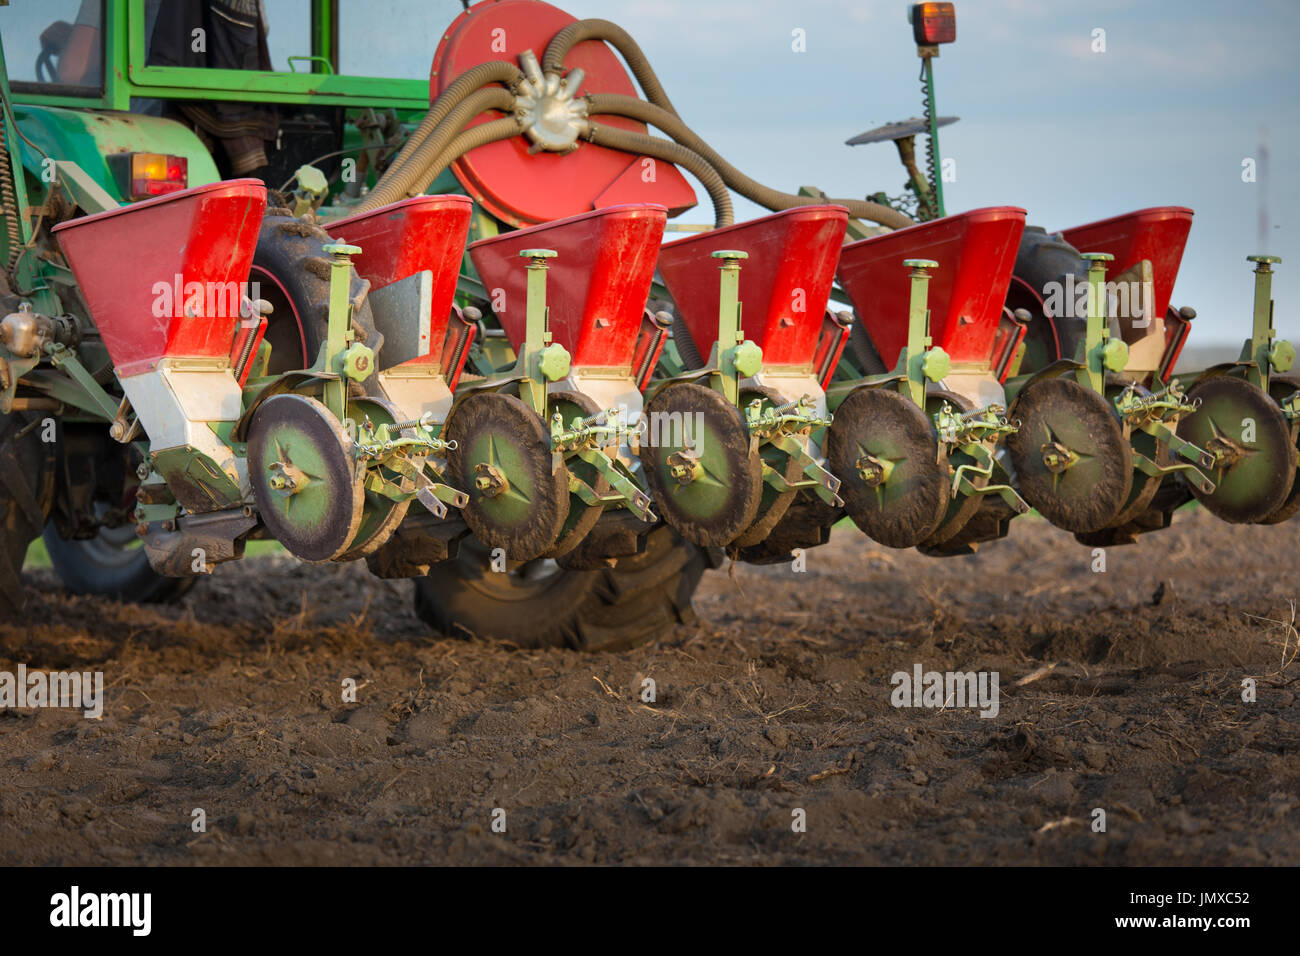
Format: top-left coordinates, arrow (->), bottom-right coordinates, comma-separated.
919,63 -> 939,220
0,116 -> 22,270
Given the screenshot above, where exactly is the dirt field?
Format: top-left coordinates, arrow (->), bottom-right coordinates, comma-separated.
1,506 -> 1297,866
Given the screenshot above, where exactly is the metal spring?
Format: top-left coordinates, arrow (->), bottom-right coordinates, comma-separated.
919,62 -> 938,219
0,117 -> 22,270
446,320 -> 473,383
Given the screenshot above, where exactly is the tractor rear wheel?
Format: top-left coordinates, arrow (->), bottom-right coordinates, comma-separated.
250,212 -> 383,378
1013,226 -> 1088,366
0,412 -> 54,620
412,525 -> 709,651
40,435 -> 195,606
42,516 -> 196,604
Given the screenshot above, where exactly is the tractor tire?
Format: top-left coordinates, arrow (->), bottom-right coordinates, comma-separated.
41,432 -> 195,606
1013,226 -> 1088,365
412,525 -> 709,651
250,212 -> 383,379
0,413 -> 54,620
42,520 -> 196,604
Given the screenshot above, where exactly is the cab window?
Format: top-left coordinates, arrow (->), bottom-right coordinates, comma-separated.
4,0 -> 104,94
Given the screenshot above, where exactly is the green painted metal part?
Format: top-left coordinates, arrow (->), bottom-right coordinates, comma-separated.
319,242 -> 360,420
932,402 -> 1029,514
8,0 -> 428,113
1244,255 -> 1285,391
549,405 -> 655,521
150,444 -> 243,513
11,105 -> 221,204
517,248 -> 566,417
1079,252 -> 1116,394
920,54 -> 945,219
902,258 -> 941,407
711,250 -> 756,406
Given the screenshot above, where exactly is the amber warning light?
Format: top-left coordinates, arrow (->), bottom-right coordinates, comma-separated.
910,2 -> 957,45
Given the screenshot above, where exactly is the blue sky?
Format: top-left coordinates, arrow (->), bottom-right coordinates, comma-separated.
310,1 -> 1297,344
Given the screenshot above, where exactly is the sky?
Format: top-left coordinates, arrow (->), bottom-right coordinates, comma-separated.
273,0 -> 1297,344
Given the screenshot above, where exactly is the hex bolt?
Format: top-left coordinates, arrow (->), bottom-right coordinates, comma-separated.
1040,441 -> 1078,474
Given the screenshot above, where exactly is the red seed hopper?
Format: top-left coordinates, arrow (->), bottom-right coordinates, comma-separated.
53,179 -> 267,378
329,195 -> 475,375
1060,206 -> 1193,322
1059,206 -> 1195,380
836,206 -> 1026,375
469,203 -> 667,372
657,205 -> 849,369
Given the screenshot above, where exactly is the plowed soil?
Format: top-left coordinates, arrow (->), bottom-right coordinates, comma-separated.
2,507 -> 1297,865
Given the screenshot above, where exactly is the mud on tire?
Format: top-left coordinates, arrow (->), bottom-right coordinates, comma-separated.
412,525 -> 709,651
0,412 -> 54,619
250,212 -> 383,378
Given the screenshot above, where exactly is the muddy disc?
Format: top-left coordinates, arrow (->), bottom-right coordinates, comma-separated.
543,389 -> 610,558
640,383 -> 763,548
249,393 -> 365,563
730,386 -> 804,548
1006,376 -> 1132,533
332,396 -> 416,562
1258,376 -> 1300,525
1177,374 -> 1296,524
445,391 -> 569,562
919,389 -> 986,550
825,387 -> 949,549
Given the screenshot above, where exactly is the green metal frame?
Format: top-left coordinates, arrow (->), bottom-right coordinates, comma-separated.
7,0 -> 430,112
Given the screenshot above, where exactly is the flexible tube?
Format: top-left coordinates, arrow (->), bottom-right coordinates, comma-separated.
586,93 -> 914,230
354,87 -> 515,213
584,122 -> 733,228
543,19 -> 677,116
404,117 -> 524,202
384,60 -> 523,178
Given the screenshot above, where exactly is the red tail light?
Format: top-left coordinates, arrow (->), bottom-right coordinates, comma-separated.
119,152 -> 188,199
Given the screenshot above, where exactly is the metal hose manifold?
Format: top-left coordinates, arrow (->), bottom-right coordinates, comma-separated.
359,16 -> 914,232
542,18 -> 678,116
